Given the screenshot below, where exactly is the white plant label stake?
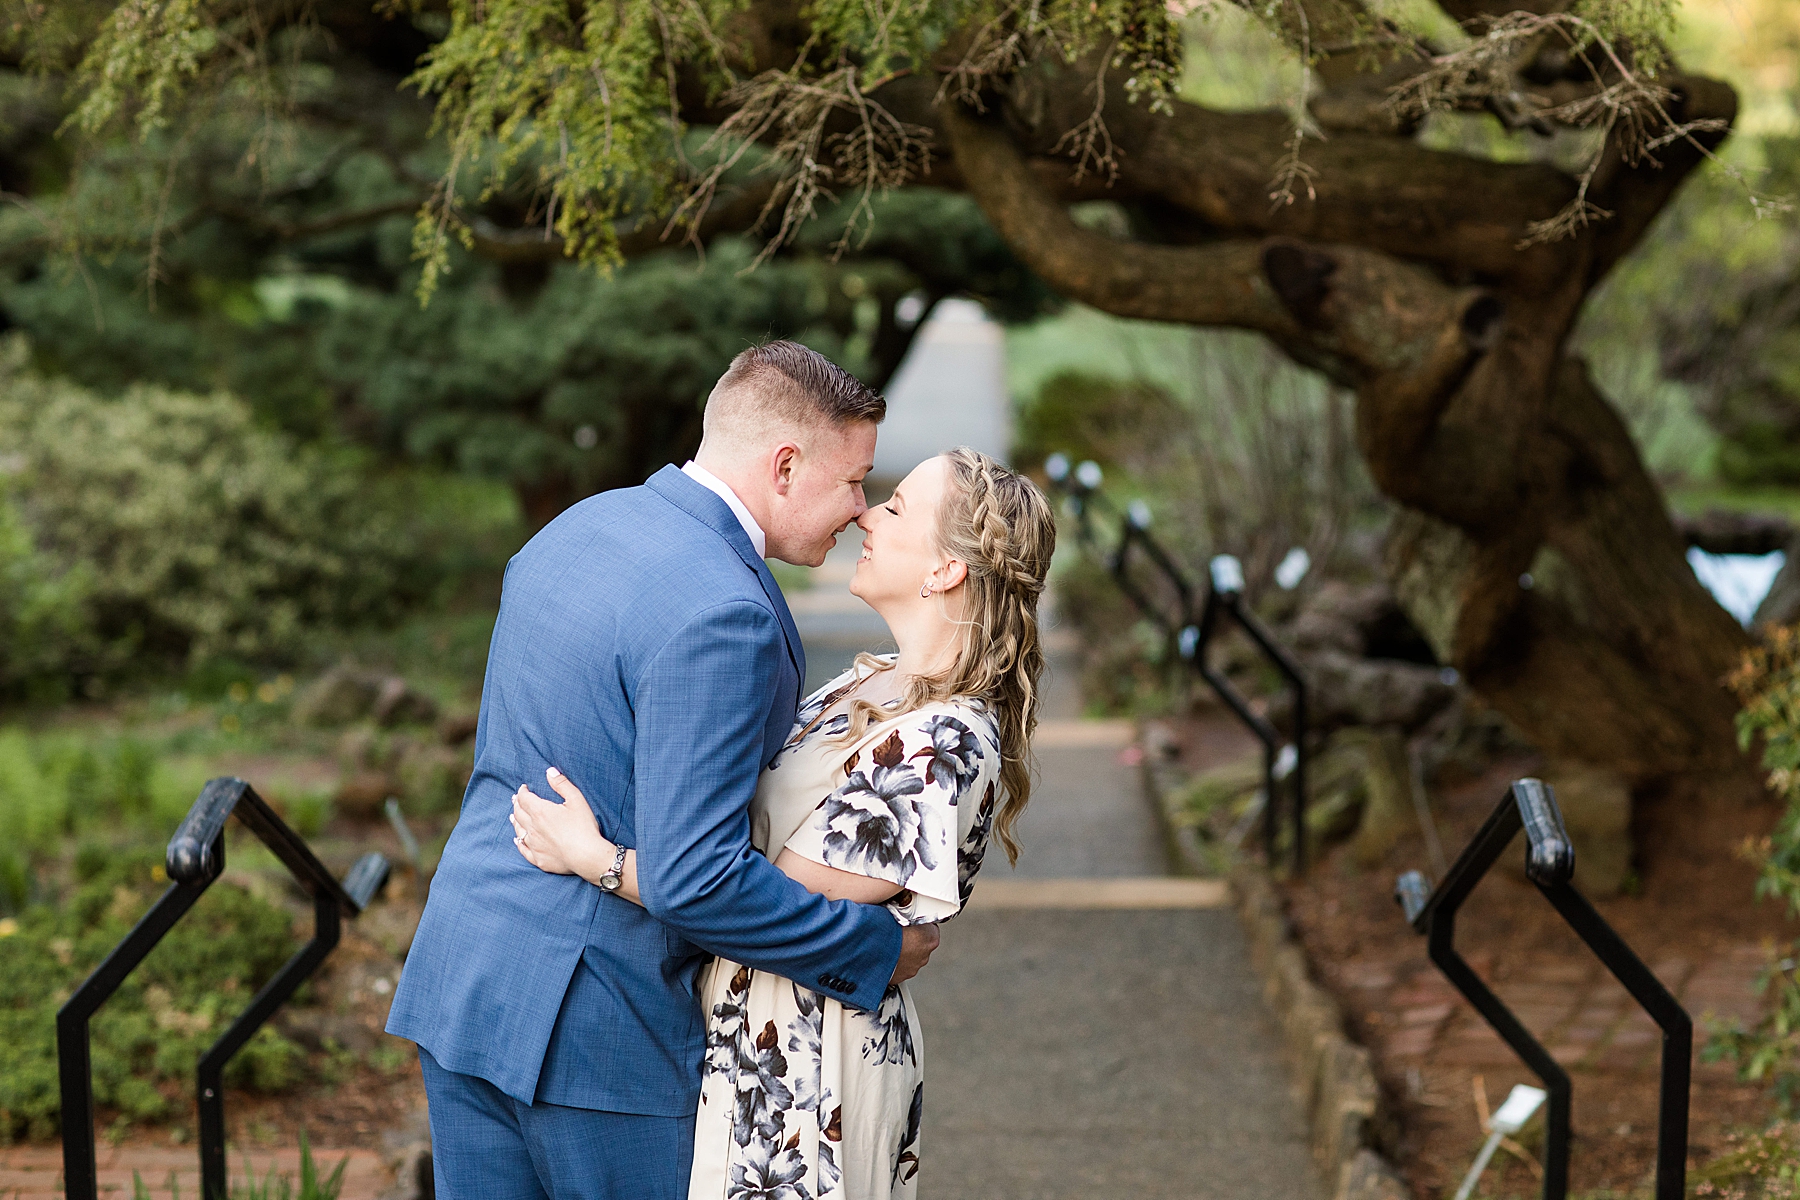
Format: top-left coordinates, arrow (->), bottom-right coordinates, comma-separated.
1452,1084 -> 1548,1200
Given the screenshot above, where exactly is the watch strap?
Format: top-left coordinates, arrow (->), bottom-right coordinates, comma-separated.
600,843 -> 627,890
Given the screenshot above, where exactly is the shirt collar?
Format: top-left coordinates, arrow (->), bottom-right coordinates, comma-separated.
681,461 -> 767,558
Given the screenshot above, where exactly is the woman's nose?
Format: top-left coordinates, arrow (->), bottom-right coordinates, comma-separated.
856,510 -> 875,532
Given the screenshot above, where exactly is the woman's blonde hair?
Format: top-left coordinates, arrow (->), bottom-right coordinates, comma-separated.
833,447 -> 1057,864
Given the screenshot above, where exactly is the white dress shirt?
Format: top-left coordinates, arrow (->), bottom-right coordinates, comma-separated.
681,461 -> 767,558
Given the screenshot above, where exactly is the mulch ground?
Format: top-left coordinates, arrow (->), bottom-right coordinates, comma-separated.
1160,704 -> 1791,1196
1261,735 -> 1790,1198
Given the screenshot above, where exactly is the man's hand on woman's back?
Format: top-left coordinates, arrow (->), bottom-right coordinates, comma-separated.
890,923 -> 940,985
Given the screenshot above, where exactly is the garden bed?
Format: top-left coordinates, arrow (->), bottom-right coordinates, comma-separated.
0,675 -> 456,1161
1162,710 -> 1788,1197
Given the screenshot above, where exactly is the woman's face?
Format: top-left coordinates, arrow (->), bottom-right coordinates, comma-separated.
850,456 -> 951,608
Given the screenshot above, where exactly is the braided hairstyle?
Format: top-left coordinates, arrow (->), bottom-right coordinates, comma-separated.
834,447 -> 1057,864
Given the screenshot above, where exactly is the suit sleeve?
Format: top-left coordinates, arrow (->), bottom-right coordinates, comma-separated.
630,601 -> 902,1011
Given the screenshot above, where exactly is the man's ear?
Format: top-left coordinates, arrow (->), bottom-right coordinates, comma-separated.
770,442 -> 801,496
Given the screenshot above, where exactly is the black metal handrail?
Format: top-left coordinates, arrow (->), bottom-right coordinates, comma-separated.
57,777 -> 390,1200
1043,455 -> 1310,871
1394,779 -> 1691,1200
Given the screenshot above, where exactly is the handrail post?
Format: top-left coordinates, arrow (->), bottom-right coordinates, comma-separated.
1290,657 -> 1308,873
1423,899 -> 1572,1199
1396,779 -> 1691,1199
196,887 -> 343,1199
56,873 -> 217,1200
55,778 -> 388,1200
1041,455 -> 1311,873
1534,881 -> 1691,1198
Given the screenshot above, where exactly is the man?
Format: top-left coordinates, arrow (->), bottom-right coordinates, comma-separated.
388,341 -> 938,1199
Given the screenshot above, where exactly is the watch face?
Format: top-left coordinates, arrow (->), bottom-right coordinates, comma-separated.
600,875 -> 622,892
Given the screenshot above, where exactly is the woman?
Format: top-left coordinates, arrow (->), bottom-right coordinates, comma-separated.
507,446 -> 1055,1199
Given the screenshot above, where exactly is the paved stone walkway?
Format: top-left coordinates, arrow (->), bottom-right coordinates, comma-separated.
791,549 -> 1325,1200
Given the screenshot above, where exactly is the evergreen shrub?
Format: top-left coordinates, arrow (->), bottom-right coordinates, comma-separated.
0,338 -> 455,696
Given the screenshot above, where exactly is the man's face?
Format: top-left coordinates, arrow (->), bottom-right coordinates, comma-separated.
766,421 -> 878,567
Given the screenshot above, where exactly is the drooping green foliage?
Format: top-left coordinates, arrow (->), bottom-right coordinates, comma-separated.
371,0 -> 1190,292
23,0 -> 1178,298
12,0 -> 1686,295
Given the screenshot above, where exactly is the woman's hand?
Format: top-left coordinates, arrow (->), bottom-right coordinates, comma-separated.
511,768 -> 611,882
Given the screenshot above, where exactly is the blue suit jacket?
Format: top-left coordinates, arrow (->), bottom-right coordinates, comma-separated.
387,466 -> 903,1114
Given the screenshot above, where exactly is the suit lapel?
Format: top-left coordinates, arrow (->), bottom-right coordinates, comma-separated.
751,558 -> 806,684
645,466 -> 806,683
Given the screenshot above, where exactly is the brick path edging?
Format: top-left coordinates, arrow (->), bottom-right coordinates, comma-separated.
1140,732 -> 1409,1200
1233,865 -> 1409,1200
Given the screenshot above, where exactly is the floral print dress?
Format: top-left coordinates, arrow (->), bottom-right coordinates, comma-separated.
687,656 -> 1001,1200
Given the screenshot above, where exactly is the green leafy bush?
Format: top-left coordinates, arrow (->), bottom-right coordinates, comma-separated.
1052,553 -> 1179,717
0,337 -> 455,695
0,848 -> 307,1142
314,233 -> 988,523
0,487 -> 98,702
1011,370 -> 1188,480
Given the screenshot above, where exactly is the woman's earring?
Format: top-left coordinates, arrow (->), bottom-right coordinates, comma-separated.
920,582 -> 933,599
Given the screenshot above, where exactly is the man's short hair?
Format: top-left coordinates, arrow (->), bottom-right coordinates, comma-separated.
703,341 -> 885,446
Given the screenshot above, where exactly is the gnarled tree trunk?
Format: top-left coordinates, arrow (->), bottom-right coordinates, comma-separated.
913,54 -> 1750,795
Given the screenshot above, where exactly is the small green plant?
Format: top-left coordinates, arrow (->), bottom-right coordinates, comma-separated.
1706,942 -> 1800,1113
130,1168 -> 180,1199
1691,1121 -> 1800,1198
234,1133 -> 348,1200
0,728 -> 199,875
1711,629 -> 1800,1111
117,1134 -> 347,1200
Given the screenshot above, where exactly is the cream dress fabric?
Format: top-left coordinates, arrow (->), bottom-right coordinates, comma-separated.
687,657 -> 1002,1200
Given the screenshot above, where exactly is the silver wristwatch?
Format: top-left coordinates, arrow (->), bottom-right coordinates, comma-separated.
599,844 -> 628,893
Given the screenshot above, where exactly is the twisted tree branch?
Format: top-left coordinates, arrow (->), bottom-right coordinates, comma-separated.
941,101 -> 1498,391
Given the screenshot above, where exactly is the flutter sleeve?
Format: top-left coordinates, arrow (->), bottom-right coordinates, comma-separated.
783,704 -> 995,925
